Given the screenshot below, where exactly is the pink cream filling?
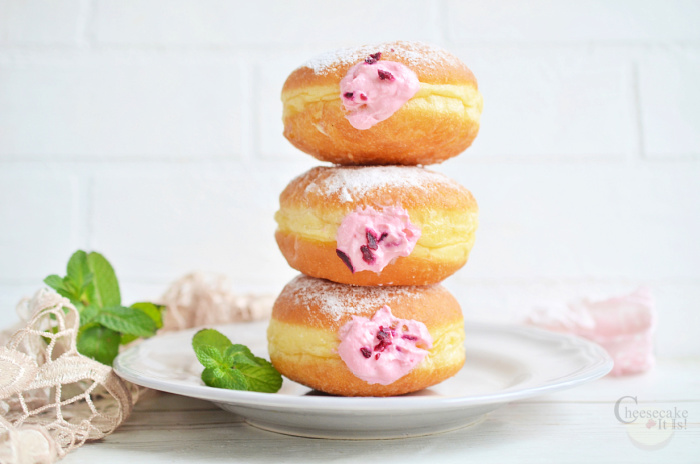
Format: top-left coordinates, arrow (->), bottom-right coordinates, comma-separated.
337,305 -> 433,385
335,205 -> 420,274
526,287 -> 656,376
340,55 -> 420,130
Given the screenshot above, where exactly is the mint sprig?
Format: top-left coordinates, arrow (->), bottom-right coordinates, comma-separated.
192,329 -> 282,393
44,250 -> 165,366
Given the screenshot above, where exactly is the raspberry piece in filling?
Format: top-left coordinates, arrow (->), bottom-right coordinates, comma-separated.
336,249 -> 355,272
360,245 -> 375,264
365,52 -> 382,64
366,230 -> 378,250
377,69 -> 395,81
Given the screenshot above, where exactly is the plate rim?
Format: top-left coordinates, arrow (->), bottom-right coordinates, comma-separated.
113,321 -> 613,412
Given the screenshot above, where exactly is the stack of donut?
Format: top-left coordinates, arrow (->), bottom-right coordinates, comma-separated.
268,41 -> 483,396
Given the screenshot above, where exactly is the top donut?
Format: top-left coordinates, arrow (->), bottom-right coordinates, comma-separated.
282,41 -> 483,166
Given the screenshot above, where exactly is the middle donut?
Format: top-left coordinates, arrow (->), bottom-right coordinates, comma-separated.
274,165 -> 479,286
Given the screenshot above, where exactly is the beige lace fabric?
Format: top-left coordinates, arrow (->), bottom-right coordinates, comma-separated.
160,272 -> 273,331
0,290 -> 135,464
0,273 -> 273,464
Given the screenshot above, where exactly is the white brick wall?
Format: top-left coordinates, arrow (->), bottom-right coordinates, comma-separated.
91,0 -> 442,46
0,1 -> 698,357
0,54 -> 243,158
640,47 -> 700,158
89,162 -> 295,285
445,0 -> 700,43
0,0 -> 84,45
454,46 -> 639,158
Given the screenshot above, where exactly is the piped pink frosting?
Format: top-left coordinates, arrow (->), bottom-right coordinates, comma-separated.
337,305 -> 433,385
340,55 -> 420,130
335,205 -> 420,274
526,288 -> 656,376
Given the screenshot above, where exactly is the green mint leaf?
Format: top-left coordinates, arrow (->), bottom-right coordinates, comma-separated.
44,275 -> 65,292
95,306 -> 157,337
192,329 -> 232,354
130,302 -> 165,330
62,277 -> 77,293
201,367 -> 248,390
227,352 -> 259,367
77,324 -> 121,366
56,286 -> 78,302
194,345 -> 226,369
67,250 -> 89,281
60,276 -> 82,301
46,250 -> 165,364
86,252 -> 121,308
225,343 -> 255,359
119,333 -> 138,345
120,303 -> 165,345
224,345 -> 258,367
66,250 -> 90,291
81,272 -> 94,290
79,304 -> 101,325
192,329 -> 282,393
45,275 -> 78,302
237,358 -> 283,393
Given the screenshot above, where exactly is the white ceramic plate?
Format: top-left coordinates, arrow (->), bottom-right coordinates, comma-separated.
114,321 -> 612,439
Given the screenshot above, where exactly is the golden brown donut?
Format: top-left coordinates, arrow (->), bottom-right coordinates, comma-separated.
267,275 -> 465,396
282,41 -> 483,166
274,165 -> 479,286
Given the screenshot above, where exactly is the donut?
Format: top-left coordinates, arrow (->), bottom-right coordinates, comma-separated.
267,275 -> 465,396
281,41 -> 483,166
274,165 -> 479,286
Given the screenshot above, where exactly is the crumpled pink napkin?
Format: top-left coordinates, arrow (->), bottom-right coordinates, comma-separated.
525,287 -> 656,376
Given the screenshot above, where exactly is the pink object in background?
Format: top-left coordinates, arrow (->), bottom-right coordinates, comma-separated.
525,288 -> 656,376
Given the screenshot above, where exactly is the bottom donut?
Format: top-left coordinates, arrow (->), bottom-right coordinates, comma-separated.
267,275 -> 465,397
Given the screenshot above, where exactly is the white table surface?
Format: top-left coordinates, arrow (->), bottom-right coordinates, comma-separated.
63,357 -> 699,464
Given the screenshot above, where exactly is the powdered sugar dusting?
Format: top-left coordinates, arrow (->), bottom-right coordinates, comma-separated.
284,275 -> 424,322
303,41 -> 456,75
302,166 -> 458,203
